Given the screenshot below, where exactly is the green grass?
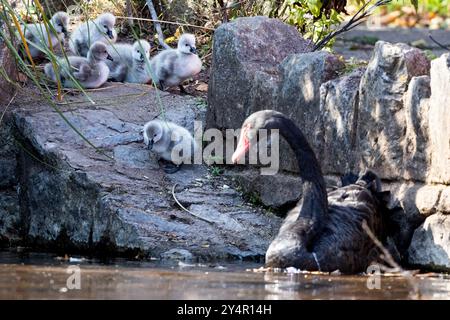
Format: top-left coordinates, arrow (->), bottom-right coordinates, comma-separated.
209,166 -> 223,177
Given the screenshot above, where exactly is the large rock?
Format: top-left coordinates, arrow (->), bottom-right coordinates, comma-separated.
408,213 -> 450,271
439,187 -> 450,214
0,24 -> 18,190
8,85 -> 281,260
0,107 -> 19,248
428,54 -> 450,185
207,16 -> 313,131
208,16 -> 344,171
316,68 -> 364,175
357,41 -> 430,181
277,52 -> 344,171
402,76 -> 431,181
225,168 -> 303,208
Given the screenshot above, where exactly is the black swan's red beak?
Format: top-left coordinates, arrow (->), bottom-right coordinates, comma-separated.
232,126 -> 250,164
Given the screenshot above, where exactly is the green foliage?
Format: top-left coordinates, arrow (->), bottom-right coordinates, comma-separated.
371,0 -> 450,15
209,166 -> 223,177
247,192 -> 263,206
424,49 -> 438,61
422,0 -> 449,15
284,0 -> 344,45
194,97 -> 208,109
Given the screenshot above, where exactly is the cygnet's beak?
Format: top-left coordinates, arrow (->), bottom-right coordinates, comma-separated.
62,27 -> 68,37
107,54 -> 114,61
107,29 -> 114,39
190,46 -> 197,54
147,140 -> 154,151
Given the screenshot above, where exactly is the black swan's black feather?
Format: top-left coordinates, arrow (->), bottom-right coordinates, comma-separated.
259,111 -> 388,273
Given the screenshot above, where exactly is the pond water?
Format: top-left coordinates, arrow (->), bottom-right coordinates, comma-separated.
0,251 -> 449,300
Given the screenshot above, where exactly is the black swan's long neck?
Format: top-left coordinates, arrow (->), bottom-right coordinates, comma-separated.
267,115 -> 328,229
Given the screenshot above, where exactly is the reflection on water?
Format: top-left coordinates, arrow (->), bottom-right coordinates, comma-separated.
0,251 -> 449,299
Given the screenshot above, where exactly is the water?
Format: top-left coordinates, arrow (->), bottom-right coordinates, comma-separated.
1,251 -> 449,299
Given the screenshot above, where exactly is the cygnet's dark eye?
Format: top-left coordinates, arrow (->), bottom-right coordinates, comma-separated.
104,25 -> 107,28
58,23 -> 62,27
154,134 -> 157,137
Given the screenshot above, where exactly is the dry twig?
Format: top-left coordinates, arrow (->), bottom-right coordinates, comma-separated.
362,220 -> 420,299
171,183 -> 215,224
145,0 -> 171,49
429,33 -> 450,51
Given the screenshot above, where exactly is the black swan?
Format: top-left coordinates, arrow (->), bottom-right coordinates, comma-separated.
232,110 -> 388,273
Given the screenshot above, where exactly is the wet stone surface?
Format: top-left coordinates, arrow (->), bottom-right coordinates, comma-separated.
8,84 -> 281,260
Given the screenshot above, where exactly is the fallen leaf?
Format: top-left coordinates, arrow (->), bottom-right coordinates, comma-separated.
196,83 -> 208,92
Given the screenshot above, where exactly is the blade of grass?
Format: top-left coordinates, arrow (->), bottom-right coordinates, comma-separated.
9,11 -> 36,71
33,0 -> 62,100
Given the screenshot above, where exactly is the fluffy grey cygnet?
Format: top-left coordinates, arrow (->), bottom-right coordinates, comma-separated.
45,41 -> 112,89
143,119 -> 198,173
149,34 -> 202,92
106,40 -> 151,83
21,11 -> 69,59
69,12 -> 117,56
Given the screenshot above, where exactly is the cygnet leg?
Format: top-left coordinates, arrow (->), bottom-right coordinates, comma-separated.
158,158 -> 181,174
158,80 -> 166,91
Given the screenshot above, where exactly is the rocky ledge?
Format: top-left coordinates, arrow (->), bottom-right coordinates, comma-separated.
0,85 -> 281,260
